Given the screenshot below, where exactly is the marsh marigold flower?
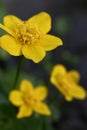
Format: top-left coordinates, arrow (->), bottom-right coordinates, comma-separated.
50,64 -> 86,101
9,80 -> 51,118
0,12 -> 63,63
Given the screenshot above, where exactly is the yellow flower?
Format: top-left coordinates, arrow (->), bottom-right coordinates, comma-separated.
50,64 -> 86,101
9,80 -> 51,118
0,12 -> 63,63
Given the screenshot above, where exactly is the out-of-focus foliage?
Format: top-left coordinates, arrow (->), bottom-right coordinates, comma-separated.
55,17 -> 71,35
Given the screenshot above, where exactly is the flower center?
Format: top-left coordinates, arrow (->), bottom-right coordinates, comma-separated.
58,76 -> 74,95
15,22 -> 42,45
23,93 -> 37,107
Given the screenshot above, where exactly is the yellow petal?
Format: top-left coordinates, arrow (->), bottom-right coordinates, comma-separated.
50,76 -> 73,102
0,35 -> 22,56
0,23 -> 15,37
70,85 -> 86,100
38,34 -> 63,51
68,70 -> 80,83
51,64 -> 67,78
22,45 -> 46,63
3,15 -> 22,32
65,95 -> 73,101
28,12 -> 51,34
50,64 -> 67,86
17,105 -> 33,118
9,90 -> 23,106
35,86 -> 48,101
34,102 -> 51,116
50,76 -> 58,88
20,80 -> 33,93
57,86 -> 74,102
53,82 -> 72,101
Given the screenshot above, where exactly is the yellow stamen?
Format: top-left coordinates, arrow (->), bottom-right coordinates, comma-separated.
15,22 -> 43,45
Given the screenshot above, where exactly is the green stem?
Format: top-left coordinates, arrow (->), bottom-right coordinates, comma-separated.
13,56 -> 24,89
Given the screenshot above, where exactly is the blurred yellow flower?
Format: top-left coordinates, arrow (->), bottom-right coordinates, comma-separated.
0,12 -> 63,63
9,80 -> 51,118
50,64 -> 86,101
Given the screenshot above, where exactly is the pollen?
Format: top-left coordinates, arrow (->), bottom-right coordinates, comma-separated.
15,22 -> 43,45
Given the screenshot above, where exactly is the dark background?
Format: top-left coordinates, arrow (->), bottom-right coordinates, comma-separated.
1,0 -> 87,129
